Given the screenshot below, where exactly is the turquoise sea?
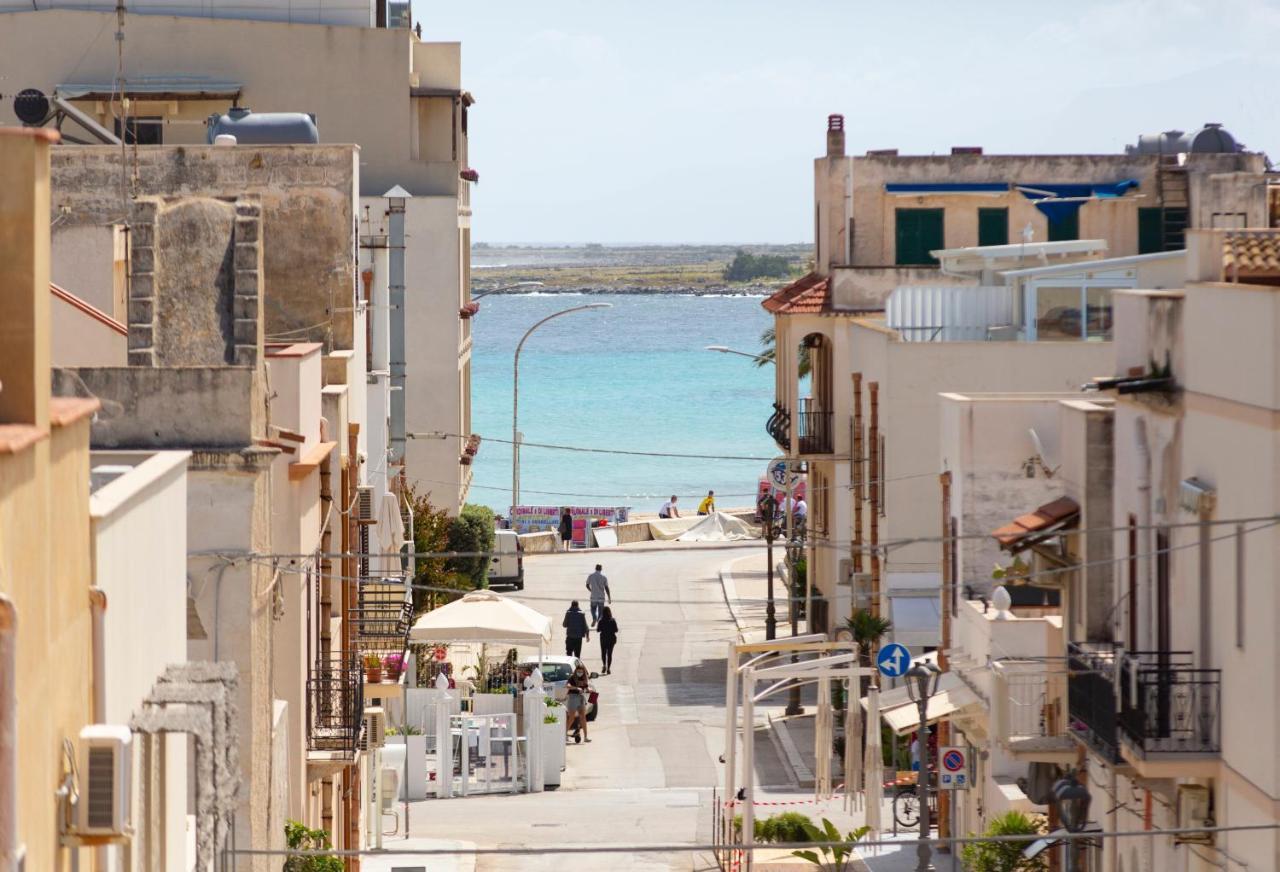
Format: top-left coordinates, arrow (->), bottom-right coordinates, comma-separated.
468,293 -> 779,515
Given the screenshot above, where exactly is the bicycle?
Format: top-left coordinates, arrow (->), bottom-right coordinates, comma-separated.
892,769 -> 938,830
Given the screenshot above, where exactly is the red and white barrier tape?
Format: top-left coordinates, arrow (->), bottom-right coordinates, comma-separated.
724,784 -> 846,808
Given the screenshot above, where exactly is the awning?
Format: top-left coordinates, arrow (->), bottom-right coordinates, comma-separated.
886,182 -> 1009,196
992,496 -> 1079,551
57,77 -> 242,101
1016,180 -> 1139,225
859,672 -> 980,736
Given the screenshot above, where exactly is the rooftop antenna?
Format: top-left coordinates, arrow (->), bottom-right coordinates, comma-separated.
114,0 -> 128,218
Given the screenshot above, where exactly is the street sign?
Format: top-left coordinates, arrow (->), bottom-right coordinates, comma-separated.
938,746 -> 970,791
433,646 -> 448,662
876,642 -> 911,679
767,456 -> 799,494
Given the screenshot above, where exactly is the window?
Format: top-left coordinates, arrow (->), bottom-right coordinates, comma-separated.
895,208 -> 944,266
1046,210 -> 1079,242
1138,207 -> 1164,254
113,116 -> 163,145
977,208 -> 1008,247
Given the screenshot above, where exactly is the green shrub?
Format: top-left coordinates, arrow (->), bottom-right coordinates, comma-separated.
724,250 -> 794,281
445,503 -> 496,588
959,811 -> 1048,872
756,811 -> 814,844
283,820 -> 343,872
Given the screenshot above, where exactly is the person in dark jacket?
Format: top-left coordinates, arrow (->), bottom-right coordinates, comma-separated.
562,600 -> 590,657
597,606 -> 619,674
559,509 -> 573,551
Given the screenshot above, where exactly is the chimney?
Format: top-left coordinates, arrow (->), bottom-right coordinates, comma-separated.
0,128 -> 58,430
951,146 -> 983,156
826,114 -> 845,158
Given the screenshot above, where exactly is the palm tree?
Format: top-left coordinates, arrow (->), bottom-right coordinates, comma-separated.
756,325 -> 811,378
847,609 -> 893,666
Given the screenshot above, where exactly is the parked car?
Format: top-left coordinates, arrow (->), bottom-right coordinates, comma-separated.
487,529 -> 524,590
517,655 -> 600,721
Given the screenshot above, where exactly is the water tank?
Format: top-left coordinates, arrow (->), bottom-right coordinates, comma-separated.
205,108 -> 318,145
1185,122 -> 1238,153
1126,130 -> 1187,155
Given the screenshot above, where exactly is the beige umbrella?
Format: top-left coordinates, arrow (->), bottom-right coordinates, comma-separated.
864,685 -> 883,836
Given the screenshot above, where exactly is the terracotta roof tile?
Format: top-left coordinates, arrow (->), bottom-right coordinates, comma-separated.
1223,232 -> 1280,276
992,496 -> 1079,546
762,272 -> 830,315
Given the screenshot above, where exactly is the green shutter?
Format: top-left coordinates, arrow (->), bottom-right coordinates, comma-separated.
1046,210 -> 1079,242
895,209 -> 945,266
1138,208 -> 1164,254
978,208 -> 1008,247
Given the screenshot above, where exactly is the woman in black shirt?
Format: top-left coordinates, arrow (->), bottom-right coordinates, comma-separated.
597,606 -> 619,675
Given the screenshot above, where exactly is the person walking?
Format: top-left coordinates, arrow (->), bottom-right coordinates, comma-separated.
558,508 -> 573,551
562,600 -> 589,657
565,662 -> 592,743
597,606 -> 619,674
658,495 -> 680,519
585,563 -> 611,626
697,490 -> 716,516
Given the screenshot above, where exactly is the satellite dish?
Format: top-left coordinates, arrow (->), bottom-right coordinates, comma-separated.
14,88 -> 50,126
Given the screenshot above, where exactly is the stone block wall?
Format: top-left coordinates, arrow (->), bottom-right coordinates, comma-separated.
127,195 -> 263,367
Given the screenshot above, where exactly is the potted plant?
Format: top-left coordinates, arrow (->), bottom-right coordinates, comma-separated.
383,652 -> 404,681
363,653 -> 382,684
541,703 -> 565,788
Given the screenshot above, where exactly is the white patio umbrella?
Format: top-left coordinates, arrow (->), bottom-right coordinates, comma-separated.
409,590 -> 552,653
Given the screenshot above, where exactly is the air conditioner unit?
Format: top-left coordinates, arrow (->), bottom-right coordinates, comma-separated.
77,725 -> 133,836
1179,478 -> 1216,516
360,706 -> 386,751
357,486 -> 375,581
356,486 -> 375,523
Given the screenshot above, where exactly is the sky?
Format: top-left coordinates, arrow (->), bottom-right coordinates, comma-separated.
418,0 -> 1280,245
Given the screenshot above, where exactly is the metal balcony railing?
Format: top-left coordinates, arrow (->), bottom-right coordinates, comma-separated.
766,402 -> 790,451
1118,653 -> 1221,755
796,399 -> 833,455
1067,642 -> 1121,763
1068,643 -> 1221,762
350,580 -> 412,657
1003,669 -> 1065,741
307,654 -> 364,754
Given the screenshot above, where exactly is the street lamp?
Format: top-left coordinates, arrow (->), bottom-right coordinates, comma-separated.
1054,775 -> 1091,872
759,492 -> 779,641
705,344 -> 772,364
511,303 -> 611,507
906,661 -> 941,872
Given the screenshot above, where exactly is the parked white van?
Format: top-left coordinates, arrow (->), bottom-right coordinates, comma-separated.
487,529 -> 524,590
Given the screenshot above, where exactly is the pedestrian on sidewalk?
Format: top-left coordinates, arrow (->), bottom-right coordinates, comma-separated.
597,606 -> 619,674
558,508 -> 573,551
697,490 -> 715,515
562,600 -> 590,657
585,563 -> 611,626
566,662 -> 592,743
658,495 -> 680,519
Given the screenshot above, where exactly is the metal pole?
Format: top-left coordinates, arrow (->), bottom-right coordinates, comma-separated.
510,304 -> 610,507
937,471 -> 952,855
765,527 -> 777,641
916,691 -> 931,872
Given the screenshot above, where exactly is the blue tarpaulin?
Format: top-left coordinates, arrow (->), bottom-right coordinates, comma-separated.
1017,180 -> 1139,224
886,182 -> 1009,194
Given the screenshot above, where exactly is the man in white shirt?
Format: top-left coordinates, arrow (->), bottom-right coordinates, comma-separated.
658,495 -> 680,519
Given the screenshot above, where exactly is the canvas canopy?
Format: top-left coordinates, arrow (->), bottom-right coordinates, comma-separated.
676,511 -> 759,542
409,590 -> 552,646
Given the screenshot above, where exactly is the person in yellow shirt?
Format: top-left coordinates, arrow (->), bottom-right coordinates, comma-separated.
697,490 -> 715,516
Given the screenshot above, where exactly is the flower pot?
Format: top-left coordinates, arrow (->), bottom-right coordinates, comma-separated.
366,665 -> 382,684
542,711 -> 564,788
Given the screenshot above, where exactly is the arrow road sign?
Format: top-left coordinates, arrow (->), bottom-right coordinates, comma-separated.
876,642 -> 911,679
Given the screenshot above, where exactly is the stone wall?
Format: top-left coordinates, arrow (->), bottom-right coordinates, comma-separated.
51,145 -> 358,351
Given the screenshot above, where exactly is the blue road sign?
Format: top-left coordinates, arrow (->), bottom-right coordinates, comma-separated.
876,642 -> 911,678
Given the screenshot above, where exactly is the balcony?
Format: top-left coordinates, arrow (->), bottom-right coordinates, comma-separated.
766,402 -> 790,451
994,665 -> 1075,764
350,579 -> 412,657
1118,652 -> 1221,758
1067,643 -> 1221,770
796,399 -> 833,455
307,655 -> 363,756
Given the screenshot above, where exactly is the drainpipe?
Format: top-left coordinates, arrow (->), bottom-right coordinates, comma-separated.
0,597 -> 17,870
386,190 -> 409,468
89,588 -> 107,722
1134,419 -> 1152,650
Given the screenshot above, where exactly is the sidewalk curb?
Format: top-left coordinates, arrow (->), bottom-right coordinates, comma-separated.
768,713 -> 815,787
718,566 -> 749,641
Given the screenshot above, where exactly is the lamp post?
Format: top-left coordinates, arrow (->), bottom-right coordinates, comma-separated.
705,344 -> 771,364
906,661 -> 941,872
1054,775 -> 1091,872
760,493 -> 778,640
511,303 -> 611,507
473,280 -> 545,302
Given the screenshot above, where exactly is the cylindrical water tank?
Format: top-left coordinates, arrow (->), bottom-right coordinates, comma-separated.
1185,123 -> 1238,153
205,108 -> 318,145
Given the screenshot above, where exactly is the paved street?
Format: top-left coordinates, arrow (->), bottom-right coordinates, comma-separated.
385,541 -> 792,871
